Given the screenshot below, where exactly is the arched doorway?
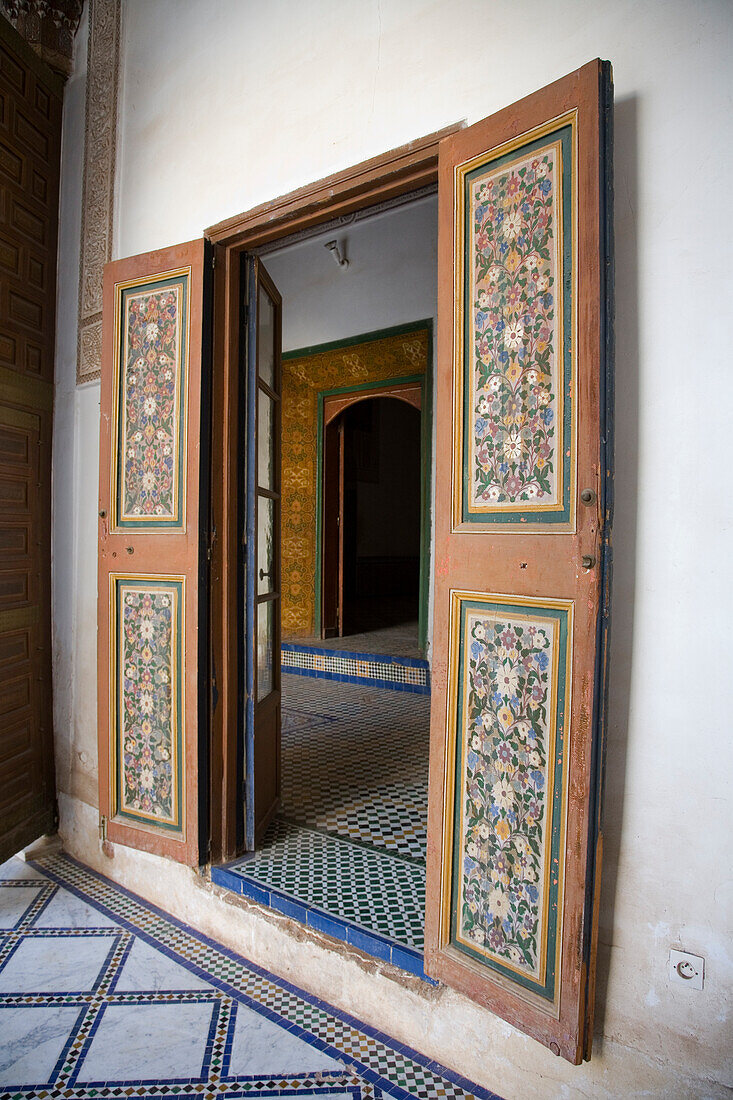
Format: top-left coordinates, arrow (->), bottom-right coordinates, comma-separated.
322,389 -> 422,639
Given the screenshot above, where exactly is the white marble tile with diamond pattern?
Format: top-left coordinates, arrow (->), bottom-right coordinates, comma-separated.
0,854 -> 503,1100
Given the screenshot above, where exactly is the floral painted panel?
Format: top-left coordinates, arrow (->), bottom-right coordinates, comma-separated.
115,579 -> 183,831
116,275 -> 188,527
465,132 -> 571,523
454,599 -> 570,996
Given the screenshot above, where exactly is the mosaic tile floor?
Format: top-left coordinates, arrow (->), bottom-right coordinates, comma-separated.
0,854 -> 501,1099
234,819 -> 425,949
281,676 -> 429,861
215,676 -> 429,965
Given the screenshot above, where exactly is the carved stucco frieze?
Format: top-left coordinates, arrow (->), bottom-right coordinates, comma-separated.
77,0 -> 120,384
0,0 -> 83,77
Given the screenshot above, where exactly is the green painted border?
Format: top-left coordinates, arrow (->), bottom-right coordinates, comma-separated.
114,577 -> 184,833
290,321 -> 433,652
115,274 -> 189,531
462,124 -> 573,526
449,596 -> 569,1001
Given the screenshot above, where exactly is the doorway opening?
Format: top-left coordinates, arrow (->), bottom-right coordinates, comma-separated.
323,394 -> 422,644
213,191 -> 437,974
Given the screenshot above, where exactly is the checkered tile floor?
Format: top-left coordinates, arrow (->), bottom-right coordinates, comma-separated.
281,676 -> 429,861
0,854 -> 501,1099
221,676 -> 429,955
238,819 -> 425,949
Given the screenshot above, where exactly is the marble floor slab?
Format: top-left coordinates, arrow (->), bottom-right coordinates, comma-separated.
0,853 -> 502,1100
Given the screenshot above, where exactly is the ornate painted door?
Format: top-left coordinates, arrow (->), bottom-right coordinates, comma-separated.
97,239 -> 210,866
425,60 -> 613,1063
243,257 -> 282,849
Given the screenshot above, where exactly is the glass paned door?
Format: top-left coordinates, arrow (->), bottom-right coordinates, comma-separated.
244,256 -> 282,849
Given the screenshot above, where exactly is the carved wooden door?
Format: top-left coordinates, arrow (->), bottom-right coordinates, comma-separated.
97,239 -> 210,866
0,18 -> 62,863
243,257 -> 282,849
425,60 -> 613,1063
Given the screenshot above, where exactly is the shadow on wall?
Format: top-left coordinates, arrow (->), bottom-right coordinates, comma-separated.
593,93 -> 639,1050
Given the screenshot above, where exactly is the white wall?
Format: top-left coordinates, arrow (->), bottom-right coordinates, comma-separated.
52,2 -> 733,1098
53,2 -> 100,815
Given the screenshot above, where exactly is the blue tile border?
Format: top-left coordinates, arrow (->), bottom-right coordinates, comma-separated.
27,856 -> 505,1100
281,664 -> 431,695
211,864 -> 434,985
282,644 -> 429,669
280,644 -> 431,695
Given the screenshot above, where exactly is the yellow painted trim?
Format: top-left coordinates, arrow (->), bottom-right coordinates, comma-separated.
439,589 -> 463,946
466,140 -> 565,515
109,573 -> 186,833
451,111 -> 578,533
440,589 -> 574,998
109,268 -> 191,532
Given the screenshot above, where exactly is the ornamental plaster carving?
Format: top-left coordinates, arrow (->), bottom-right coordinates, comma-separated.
76,0 -> 120,385
0,0 -> 83,77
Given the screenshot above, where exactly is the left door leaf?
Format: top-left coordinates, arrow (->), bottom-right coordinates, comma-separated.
98,239 -> 209,866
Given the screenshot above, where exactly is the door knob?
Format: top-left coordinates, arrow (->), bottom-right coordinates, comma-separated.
581,554 -> 595,570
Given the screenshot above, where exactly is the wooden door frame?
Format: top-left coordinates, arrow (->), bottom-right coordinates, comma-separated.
317,375 -> 430,648
205,124 -> 461,863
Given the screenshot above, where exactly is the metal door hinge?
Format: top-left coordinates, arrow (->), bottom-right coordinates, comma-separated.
99,815 -> 107,842
212,252 -> 216,270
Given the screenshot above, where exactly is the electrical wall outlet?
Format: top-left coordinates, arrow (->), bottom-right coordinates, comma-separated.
669,949 -> 705,990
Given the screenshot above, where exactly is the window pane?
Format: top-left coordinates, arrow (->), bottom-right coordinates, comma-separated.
258,389 -> 275,490
257,600 -> 274,700
258,286 -> 275,390
258,495 -> 275,595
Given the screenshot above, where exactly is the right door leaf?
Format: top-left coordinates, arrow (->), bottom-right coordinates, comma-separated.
425,59 -> 613,1065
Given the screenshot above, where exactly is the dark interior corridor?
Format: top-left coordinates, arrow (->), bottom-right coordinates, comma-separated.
324,396 -> 422,637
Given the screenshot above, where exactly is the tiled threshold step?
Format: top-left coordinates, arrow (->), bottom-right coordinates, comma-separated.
212,818 -> 432,981
281,643 -> 430,694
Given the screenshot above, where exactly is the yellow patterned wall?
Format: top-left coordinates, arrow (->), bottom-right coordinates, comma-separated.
281,326 -> 429,638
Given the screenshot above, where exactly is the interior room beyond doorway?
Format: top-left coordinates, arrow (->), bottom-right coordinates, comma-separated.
324,394 -> 422,641
213,191 -> 437,975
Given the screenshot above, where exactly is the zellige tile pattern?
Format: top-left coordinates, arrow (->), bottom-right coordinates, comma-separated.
281,676 -> 429,861
217,675 -> 429,959
0,854 -> 503,1099
234,819 -> 426,949
282,645 -> 429,693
